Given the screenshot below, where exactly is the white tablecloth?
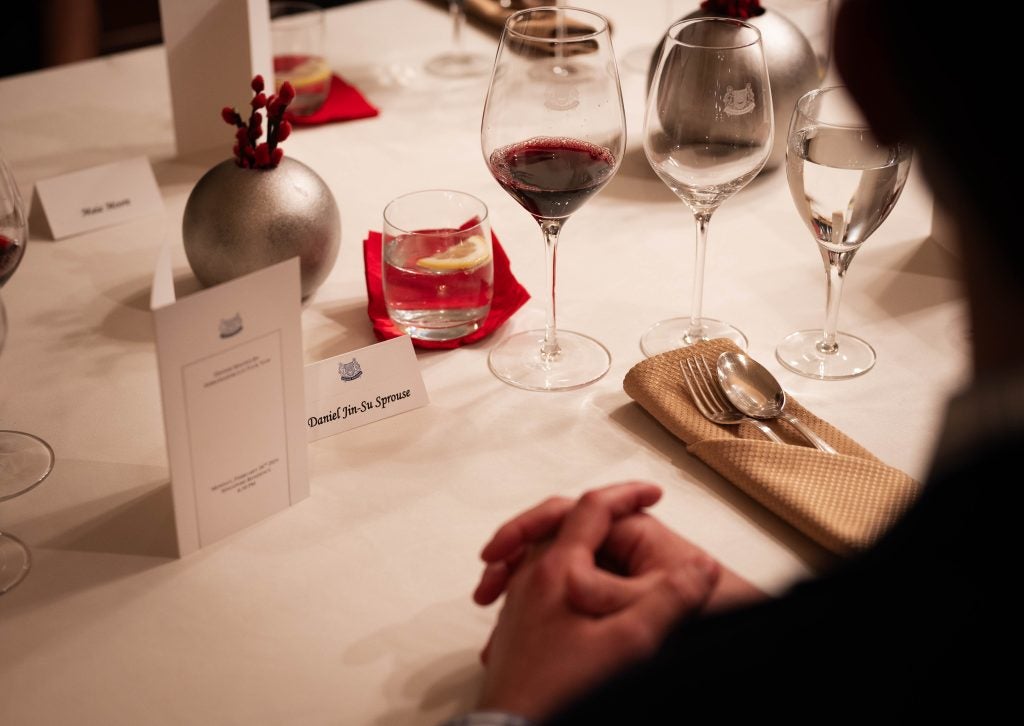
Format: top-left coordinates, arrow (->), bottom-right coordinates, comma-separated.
0,2 -> 968,724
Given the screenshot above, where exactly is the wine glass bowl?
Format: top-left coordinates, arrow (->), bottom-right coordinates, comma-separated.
1,145 -> 54,595
641,17 -> 774,356
776,86 -> 912,379
481,6 -> 625,391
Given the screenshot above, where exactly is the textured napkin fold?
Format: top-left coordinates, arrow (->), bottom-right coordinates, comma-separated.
362,229 -> 530,350
286,74 -> 379,126
623,339 -> 922,556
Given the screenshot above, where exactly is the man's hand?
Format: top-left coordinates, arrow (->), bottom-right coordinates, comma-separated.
474,481 -> 765,617
475,483 -> 720,721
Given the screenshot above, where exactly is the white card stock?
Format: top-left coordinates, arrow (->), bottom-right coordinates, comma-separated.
34,157 -> 163,239
304,336 -> 428,441
159,0 -> 272,156
152,252 -> 307,556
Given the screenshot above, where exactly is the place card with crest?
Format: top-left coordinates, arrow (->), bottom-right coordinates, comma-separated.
303,335 -> 428,442
151,252 -> 307,556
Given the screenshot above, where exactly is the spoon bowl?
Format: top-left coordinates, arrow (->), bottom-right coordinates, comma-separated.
716,351 -> 838,454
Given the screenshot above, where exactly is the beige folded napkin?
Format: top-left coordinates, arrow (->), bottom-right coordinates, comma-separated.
623,339 -> 922,556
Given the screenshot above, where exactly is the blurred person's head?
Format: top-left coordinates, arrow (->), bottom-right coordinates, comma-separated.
834,1 -> 1017,374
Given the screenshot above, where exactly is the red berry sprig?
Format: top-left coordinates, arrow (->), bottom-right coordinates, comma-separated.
221,75 -> 295,169
700,0 -> 765,19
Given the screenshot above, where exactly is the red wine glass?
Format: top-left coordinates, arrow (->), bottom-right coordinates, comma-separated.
481,6 -> 625,391
1,147 -> 54,595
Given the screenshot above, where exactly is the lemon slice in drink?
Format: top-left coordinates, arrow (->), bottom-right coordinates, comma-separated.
416,235 -> 490,271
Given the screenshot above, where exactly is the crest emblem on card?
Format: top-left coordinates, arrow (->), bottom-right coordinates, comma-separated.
723,83 -> 755,116
338,358 -> 363,382
218,313 -> 243,338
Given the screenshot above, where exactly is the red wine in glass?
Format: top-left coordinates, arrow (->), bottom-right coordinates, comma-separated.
487,137 -> 618,219
0,234 -> 24,287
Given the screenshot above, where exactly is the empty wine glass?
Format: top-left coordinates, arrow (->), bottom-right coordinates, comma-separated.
641,17 -> 774,356
1,147 -> 54,595
426,0 -> 492,78
481,6 -> 625,391
776,86 -> 912,379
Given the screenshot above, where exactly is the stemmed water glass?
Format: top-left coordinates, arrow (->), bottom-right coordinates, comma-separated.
776,86 -> 912,379
426,0 -> 492,78
481,5 -> 625,391
1,147 -> 54,595
641,17 -> 773,356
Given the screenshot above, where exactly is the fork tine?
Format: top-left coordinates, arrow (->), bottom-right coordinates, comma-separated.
695,355 -> 731,413
681,358 -> 715,417
679,359 -> 701,410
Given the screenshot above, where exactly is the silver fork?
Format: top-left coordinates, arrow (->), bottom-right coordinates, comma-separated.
680,358 -> 783,443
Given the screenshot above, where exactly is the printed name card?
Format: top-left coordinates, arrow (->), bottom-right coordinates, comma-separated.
35,157 -> 163,239
304,336 -> 428,441
152,252 -> 308,557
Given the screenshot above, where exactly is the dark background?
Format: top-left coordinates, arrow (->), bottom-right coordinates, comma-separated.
1,0 -> 364,78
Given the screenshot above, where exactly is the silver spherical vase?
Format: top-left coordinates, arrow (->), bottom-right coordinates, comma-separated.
649,8 -> 819,171
183,157 -> 341,299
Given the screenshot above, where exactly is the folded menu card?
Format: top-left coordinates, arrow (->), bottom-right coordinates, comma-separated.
151,251 -> 307,556
623,339 -> 922,556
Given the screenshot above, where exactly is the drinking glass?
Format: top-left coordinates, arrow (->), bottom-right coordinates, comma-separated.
382,189 -> 493,341
641,17 -> 774,356
776,86 -> 912,379
481,6 -> 625,391
270,1 -> 331,116
426,0 -> 492,78
1,148 -> 54,595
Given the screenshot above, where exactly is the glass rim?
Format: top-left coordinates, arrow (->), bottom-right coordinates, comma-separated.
665,16 -> 762,51
504,6 -> 610,43
795,85 -> 873,131
383,188 -> 489,236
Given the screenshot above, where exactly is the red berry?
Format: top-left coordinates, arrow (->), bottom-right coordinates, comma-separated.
251,74 -> 265,93
278,81 -> 296,104
254,143 -> 271,168
277,120 -> 292,142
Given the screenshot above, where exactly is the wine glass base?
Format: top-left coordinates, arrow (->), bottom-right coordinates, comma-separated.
0,430 -> 55,502
775,329 -> 876,380
425,51 -> 492,78
640,317 -> 747,358
0,531 -> 31,595
488,330 -> 611,392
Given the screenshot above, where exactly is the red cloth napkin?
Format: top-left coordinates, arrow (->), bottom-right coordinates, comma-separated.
363,229 -> 530,349
287,74 -> 379,126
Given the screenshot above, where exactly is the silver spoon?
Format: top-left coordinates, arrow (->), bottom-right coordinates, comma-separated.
716,351 -> 838,454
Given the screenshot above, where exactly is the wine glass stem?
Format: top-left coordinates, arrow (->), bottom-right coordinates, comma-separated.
540,219 -> 562,361
818,247 -> 855,354
449,0 -> 465,50
687,211 -> 712,341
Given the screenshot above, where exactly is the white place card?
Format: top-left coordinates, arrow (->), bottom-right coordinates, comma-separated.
34,157 -> 163,239
304,336 -> 429,442
152,251 -> 307,557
